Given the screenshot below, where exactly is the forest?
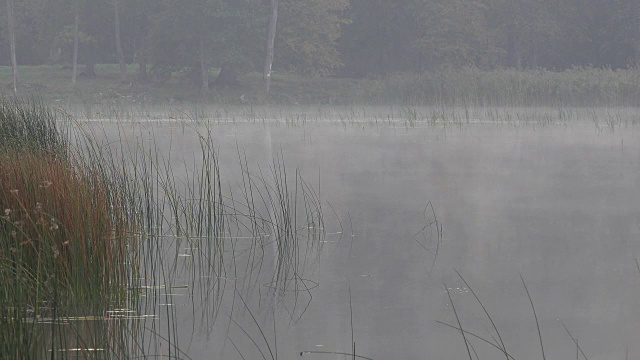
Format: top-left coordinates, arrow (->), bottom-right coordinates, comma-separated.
2,0 -> 640,101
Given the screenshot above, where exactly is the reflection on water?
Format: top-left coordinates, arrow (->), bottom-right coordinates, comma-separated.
93,111 -> 640,360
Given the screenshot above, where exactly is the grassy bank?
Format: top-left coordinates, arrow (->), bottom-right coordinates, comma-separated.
3,65 -> 640,107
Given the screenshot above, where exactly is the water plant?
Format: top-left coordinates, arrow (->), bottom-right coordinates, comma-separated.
1,97 -> 329,358
0,98 -> 135,358
0,98 -> 68,153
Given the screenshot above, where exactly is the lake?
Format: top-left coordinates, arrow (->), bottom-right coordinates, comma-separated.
82,106 -> 640,360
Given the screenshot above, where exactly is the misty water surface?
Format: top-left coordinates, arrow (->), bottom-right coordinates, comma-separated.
89,109 -> 640,360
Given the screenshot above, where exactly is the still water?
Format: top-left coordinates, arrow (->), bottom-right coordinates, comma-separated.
93,111 -> 640,360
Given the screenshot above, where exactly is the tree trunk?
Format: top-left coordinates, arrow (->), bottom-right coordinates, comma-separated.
199,38 -> 209,93
507,31 -> 523,70
213,66 -> 238,88
72,3 -> 80,85
634,0 -> 640,68
529,42 -> 539,69
114,0 -> 127,82
505,1 -> 523,70
137,34 -> 148,82
263,0 -> 279,97
84,59 -> 96,76
5,0 -> 18,93
514,37 -> 522,70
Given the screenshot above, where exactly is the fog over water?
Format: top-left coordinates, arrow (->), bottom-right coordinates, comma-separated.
6,0 -> 640,357
89,110 -> 640,360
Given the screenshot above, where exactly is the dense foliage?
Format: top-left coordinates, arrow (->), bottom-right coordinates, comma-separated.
2,0 -> 640,84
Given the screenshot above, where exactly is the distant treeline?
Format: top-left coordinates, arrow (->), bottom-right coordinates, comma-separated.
2,0 -> 640,87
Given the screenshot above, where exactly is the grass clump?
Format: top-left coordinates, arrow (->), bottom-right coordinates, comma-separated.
0,98 -> 134,358
0,98 -> 68,154
0,149 -> 131,294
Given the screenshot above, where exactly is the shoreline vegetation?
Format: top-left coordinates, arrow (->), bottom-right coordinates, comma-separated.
2,65 -> 640,107
0,99 -> 135,357
0,98 -> 326,358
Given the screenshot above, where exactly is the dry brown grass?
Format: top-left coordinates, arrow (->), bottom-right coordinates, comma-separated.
0,148 -> 131,290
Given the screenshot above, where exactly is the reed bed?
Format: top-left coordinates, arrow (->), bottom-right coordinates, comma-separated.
0,99 -> 136,358
0,149 -> 131,293
72,121 -> 326,358
1,97 -> 327,358
55,100 -> 640,135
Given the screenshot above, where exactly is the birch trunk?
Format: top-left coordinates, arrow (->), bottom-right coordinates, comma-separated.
263,0 -> 278,97
72,3 -> 80,85
200,38 -> 209,93
114,0 -> 127,82
5,0 -> 18,93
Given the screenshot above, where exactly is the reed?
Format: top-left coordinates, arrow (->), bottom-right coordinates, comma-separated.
0,98 -> 68,154
0,149 -> 131,292
1,98 -> 328,358
0,99 -> 135,358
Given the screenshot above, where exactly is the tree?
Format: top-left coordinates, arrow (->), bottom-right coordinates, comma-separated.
145,0 -> 265,91
607,0 -> 640,68
412,0 -> 498,70
113,0 -> 126,82
71,1 -> 79,85
79,0 -> 114,77
263,0 -> 278,96
122,0 -> 160,82
633,0 -> 640,67
485,0 -> 561,69
5,0 -> 18,93
147,0 -> 224,92
275,0 -> 349,76
26,0 -> 75,65
339,0 -> 419,76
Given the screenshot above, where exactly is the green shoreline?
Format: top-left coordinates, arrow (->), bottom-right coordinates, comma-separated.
3,64 -> 640,107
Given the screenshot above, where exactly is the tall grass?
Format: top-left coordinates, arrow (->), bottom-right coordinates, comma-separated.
0,98 -> 68,153
0,150 -> 131,292
0,97 -> 330,358
0,99 -> 135,358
